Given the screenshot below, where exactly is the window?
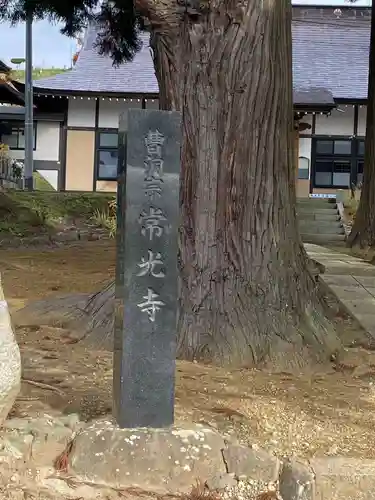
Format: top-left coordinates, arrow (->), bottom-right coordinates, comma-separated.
298,156 -> 309,180
313,139 -> 352,188
333,140 -> 352,155
98,150 -> 118,179
97,131 -> 118,180
358,140 -> 365,156
0,122 -> 36,150
99,132 -> 118,148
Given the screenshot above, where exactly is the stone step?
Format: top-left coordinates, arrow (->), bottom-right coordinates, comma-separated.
297,198 -> 336,206
298,212 -> 340,222
300,227 -> 345,236
299,223 -> 344,235
297,207 -> 338,215
301,233 -> 346,244
297,199 -> 345,244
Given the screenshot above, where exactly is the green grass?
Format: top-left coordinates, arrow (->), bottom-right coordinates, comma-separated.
11,68 -> 69,82
0,190 -> 115,237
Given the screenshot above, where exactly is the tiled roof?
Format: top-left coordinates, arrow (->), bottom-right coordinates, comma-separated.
0,60 -> 25,105
0,105 -> 24,113
0,83 -> 25,105
293,87 -> 334,106
292,17 -> 370,99
34,30 -> 158,94
34,10 -> 371,101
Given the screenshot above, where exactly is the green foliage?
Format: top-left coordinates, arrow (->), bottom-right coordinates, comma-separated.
91,209 -> 116,238
345,183 -> 362,221
91,196 -> 117,238
0,191 -> 114,236
108,197 -> 116,216
2,0 -> 141,65
12,163 -> 23,180
10,57 -> 25,65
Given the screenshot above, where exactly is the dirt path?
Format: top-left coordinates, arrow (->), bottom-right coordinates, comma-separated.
3,240 -> 375,460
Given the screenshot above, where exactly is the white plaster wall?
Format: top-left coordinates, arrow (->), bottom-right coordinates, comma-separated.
299,137 -> 312,161
299,114 -> 313,127
98,99 -> 142,128
36,169 -> 58,190
67,97 -> 96,127
7,121 -> 60,162
358,105 -> 367,137
298,137 -> 312,179
315,107 -> 355,136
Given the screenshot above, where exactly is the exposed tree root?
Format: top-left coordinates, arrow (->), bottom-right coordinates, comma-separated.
21,378 -> 66,397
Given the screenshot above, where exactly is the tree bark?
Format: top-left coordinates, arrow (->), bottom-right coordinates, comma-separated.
348,0 -> 375,248
42,0 -> 339,368
147,0 -> 339,368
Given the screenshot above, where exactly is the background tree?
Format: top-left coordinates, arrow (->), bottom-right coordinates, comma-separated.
4,0 -> 340,368
10,58 -> 26,69
347,0 -> 375,248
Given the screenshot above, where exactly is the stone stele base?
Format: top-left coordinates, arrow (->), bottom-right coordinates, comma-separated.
68,421 -> 230,494
67,419 -> 284,496
3,415 -> 375,499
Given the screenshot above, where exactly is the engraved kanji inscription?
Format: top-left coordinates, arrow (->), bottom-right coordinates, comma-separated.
145,130 -> 165,157
139,207 -> 167,241
144,157 -> 164,182
144,129 -> 165,199
144,182 -> 162,200
137,250 -> 165,278
137,288 -> 165,323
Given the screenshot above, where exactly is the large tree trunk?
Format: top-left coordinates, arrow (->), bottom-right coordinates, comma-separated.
348,0 -> 375,248
147,0 -> 339,368
20,0 -> 339,368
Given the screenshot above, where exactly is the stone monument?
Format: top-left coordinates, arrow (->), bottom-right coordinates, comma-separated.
113,108 -> 182,428
0,274 -> 21,426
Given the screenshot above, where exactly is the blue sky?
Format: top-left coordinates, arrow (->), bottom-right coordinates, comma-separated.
0,20 -> 76,69
0,0 -> 372,69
